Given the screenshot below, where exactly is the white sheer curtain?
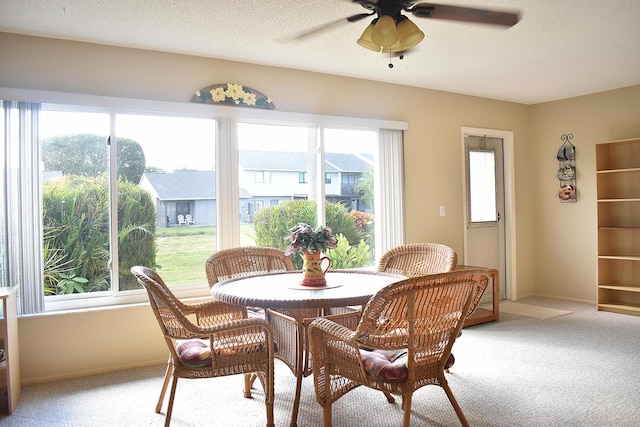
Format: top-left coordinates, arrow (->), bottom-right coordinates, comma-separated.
375,128 -> 405,259
1,101 -> 44,315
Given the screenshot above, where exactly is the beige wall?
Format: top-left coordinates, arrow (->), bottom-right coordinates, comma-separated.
19,305 -> 166,384
530,86 -> 640,302
1,32 -> 639,384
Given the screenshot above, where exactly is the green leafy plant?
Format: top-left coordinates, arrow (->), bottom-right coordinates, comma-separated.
42,174 -> 156,294
56,272 -> 89,294
349,210 -> 374,253
284,223 -> 337,256
253,199 -> 366,269
326,234 -> 371,269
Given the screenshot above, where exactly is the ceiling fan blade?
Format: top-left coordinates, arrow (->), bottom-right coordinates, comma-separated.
410,3 -> 520,27
347,12 -> 376,23
280,12 -> 374,43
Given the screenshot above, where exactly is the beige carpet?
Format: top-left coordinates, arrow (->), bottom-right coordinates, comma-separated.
480,300 -> 573,320
5,297 -> 640,427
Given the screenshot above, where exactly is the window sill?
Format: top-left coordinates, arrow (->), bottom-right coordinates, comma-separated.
41,283 -> 212,314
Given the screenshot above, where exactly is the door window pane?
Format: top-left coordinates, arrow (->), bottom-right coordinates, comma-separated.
469,149 -> 497,223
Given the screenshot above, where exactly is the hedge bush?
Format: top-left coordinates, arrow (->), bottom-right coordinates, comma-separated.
43,175 -> 156,294
253,200 -> 370,269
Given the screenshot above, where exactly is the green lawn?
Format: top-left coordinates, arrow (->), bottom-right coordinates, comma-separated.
154,224 -> 257,285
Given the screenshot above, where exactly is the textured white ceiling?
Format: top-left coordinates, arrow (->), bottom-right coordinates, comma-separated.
1,0 -> 639,104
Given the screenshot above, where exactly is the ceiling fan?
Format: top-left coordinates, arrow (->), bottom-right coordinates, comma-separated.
289,1 -> 521,68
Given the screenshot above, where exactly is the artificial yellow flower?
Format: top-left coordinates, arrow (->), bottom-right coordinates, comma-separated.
226,83 -> 245,100
210,87 -> 226,102
243,92 -> 257,106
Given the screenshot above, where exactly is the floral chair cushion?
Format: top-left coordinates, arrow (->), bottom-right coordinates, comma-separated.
360,349 -> 408,382
176,336 -> 270,368
176,339 -> 212,368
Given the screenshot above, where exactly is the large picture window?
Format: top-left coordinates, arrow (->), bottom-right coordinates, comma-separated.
1,92 -> 405,314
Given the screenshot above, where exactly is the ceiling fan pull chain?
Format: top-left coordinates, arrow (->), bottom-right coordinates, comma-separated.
388,51 -> 393,69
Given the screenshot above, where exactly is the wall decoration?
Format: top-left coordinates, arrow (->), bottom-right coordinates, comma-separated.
556,133 -> 576,203
191,83 -> 275,109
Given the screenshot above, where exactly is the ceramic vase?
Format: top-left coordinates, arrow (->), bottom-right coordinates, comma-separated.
300,251 -> 331,287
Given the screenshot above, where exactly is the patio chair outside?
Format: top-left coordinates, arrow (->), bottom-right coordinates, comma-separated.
131,266 -> 275,427
185,214 -> 195,225
308,269 -> 489,427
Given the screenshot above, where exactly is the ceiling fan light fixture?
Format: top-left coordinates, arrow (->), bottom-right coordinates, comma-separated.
381,40 -> 403,53
371,15 -> 397,47
357,22 -> 381,52
396,16 -> 425,50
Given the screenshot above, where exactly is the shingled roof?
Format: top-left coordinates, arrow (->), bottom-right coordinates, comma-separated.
324,152 -> 372,172
143,171 -> 214,200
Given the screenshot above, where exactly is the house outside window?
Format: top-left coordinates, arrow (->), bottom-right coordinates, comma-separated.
325,172 -> 332,184
298,172 -> 307,183
255,171 -> 272,183
342,173 -> 358,184
341,173 -> 359,196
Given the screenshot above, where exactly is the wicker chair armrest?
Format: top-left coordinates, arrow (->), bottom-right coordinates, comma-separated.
308,317 -> 360,366
182,298 -> 245,314
183,299 -> 248,326
309,317 -> 357,341
264,308 -> 297,323
301,310 -> 360,331
208,317 -> 273,336
462,270 -> 490,318
309,317 -> 369,389
178,315 -> 273,338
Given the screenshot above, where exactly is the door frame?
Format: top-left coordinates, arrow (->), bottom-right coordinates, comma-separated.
461,127 -> 517,300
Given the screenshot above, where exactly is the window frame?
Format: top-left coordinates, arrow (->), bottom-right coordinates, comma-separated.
1,87 -> 407,313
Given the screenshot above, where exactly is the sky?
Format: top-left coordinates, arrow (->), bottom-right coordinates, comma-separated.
39,109 -> 376,173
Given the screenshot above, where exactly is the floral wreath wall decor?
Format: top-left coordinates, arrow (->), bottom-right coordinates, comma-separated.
191,83 -> 275,110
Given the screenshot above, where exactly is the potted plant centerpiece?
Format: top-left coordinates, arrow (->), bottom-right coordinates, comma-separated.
285,223 -> 337,287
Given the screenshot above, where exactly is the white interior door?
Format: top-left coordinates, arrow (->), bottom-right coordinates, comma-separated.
463,135 -> 506,301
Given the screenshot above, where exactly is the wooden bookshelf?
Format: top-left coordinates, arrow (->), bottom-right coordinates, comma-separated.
596,137 -> 640,316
